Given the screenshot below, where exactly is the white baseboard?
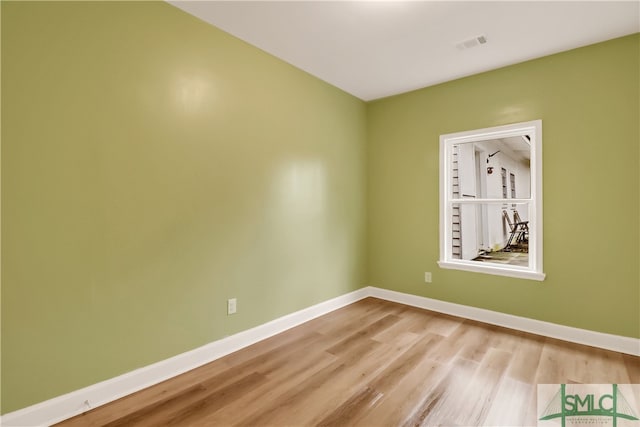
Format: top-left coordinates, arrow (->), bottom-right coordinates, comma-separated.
366,286 -> 640,357
2,285 -> 638,426
0,288 -> 369,427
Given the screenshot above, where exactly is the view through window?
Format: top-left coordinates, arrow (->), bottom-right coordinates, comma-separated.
439,120 -> 544,281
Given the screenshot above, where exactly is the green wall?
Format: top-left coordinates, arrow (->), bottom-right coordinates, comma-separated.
1,1 -> 367,413
367,34 -> 639,339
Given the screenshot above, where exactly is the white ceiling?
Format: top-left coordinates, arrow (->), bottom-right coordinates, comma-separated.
169,1 -> 640,101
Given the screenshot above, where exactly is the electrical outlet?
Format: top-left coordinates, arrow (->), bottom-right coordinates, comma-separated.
227,298 -> 237,315
424,272 -> 432,283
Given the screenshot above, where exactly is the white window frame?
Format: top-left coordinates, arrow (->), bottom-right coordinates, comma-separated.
438,120 -> 545,281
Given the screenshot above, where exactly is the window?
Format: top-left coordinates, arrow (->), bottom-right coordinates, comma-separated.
501,168 -> 508,199
438,120 -> 544,281
510,172 -> 516,208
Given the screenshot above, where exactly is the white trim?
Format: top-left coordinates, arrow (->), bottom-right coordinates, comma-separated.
449,198 -> 532,204
366,287 -> 639,356
437,260 -> 546,281
2,286 -> 638,426
0,288 -> 369,427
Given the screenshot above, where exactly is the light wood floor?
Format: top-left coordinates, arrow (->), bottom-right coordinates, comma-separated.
57,298 -> 639,426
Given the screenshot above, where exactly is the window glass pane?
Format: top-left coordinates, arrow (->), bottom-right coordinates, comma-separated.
451,202 -> 530,268
451,138 -> 531,200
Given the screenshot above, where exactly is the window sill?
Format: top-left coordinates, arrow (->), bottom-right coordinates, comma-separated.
437,260 -> 546,281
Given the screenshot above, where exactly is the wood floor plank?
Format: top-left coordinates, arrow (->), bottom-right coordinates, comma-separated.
314,333 -> 440,426
402,356 -> 480,426
624,353 -> 640,383
354,357 -> 447,427
220,320 -> 325,367
450,347 -> 512,426
482,377 -> 533,426
315,386 -> 384,427
420,312 -> 465,337
229,313 -> 406,426
273,332 -> 419,427
314,298 -> 401,337
195,344 -> 338,426
369,333 -> 442,395
56,358 -> 235,427
507,331 -> 544,383
370,309 -> 425,343
56,297 -> 640,427
420,319 -> 474,363
108,371 -> 266,427
456,320 -> 494,362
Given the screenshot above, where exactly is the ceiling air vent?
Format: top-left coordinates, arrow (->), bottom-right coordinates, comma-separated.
456,35 -> 487,50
